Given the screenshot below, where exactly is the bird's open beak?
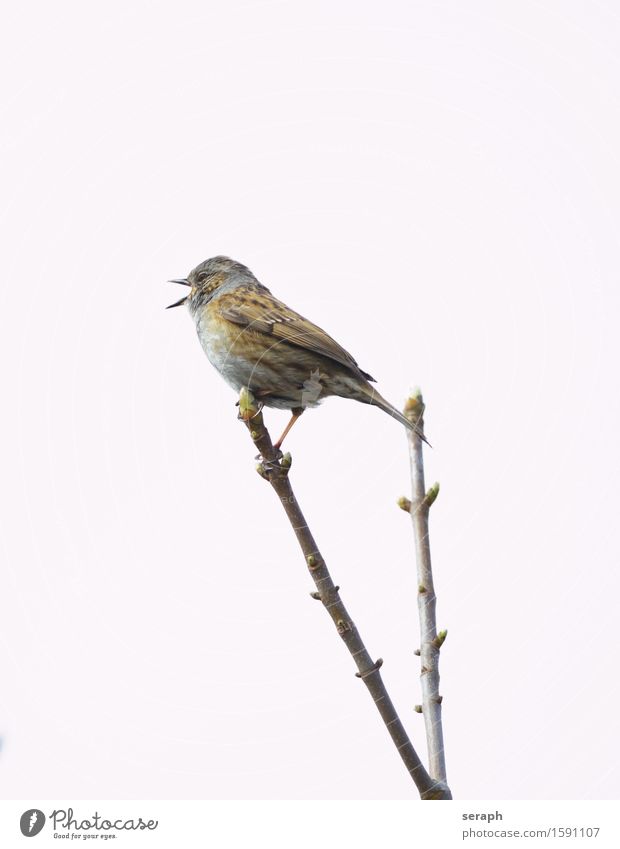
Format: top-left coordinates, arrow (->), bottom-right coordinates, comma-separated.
166,278 -> 191,309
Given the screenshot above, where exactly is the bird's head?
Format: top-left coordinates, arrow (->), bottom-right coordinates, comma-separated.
167,256 -> 256,311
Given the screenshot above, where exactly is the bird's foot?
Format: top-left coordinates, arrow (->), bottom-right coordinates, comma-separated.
254,449 -> 283,467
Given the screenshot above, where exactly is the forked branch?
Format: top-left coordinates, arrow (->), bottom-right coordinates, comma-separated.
238,387 -> 450,800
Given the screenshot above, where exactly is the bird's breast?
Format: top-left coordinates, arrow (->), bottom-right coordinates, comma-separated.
194,305 -> 254,391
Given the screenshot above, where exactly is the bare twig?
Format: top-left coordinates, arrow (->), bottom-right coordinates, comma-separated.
402,389 -> 450,791
238,387 -> 450,800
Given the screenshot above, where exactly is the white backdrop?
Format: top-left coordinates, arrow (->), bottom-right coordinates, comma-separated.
1,0 -> 619,800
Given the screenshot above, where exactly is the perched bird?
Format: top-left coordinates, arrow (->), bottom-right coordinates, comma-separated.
168,256 -> 428,449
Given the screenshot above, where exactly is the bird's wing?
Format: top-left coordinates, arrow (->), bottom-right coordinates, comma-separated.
217,289 -> 375,381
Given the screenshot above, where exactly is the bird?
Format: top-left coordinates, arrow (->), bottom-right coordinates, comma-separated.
167,256 -> 428,449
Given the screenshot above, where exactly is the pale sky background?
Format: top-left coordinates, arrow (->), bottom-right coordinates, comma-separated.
1,0 -> 619,800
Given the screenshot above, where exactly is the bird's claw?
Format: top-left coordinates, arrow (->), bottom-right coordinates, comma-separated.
254,450 -> 283,468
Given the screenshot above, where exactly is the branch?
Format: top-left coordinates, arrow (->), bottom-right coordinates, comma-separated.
238,388 -> 450,800
401,389 -> 450,791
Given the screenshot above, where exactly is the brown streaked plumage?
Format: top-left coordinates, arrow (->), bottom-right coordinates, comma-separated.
168,256 -> 428,448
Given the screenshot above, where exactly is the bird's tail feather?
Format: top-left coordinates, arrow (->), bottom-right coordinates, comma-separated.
354,384 -> 432,446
